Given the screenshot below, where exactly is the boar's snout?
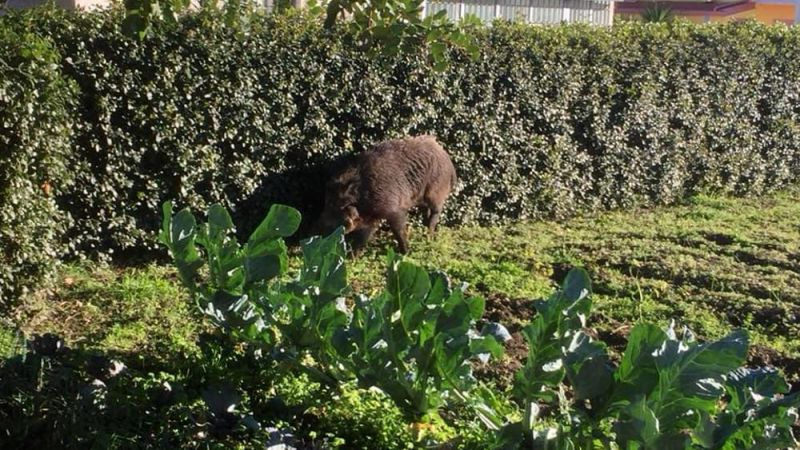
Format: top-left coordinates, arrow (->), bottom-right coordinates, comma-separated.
313,205 -> 360,237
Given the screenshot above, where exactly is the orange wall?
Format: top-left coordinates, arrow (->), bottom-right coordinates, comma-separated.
616,3 -> 795,24
754,3 -> 796,23
711,9 -> 757,22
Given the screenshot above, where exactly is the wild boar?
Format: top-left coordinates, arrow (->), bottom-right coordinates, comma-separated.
315,135 -> 457,254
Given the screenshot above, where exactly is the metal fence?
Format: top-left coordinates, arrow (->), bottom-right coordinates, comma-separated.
423,0 -> 613,25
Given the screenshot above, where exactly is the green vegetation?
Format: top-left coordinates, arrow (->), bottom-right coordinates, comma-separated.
19,264 -> 200,361
121,0 -> 478,72
498,269 -> 798,449
641,3 -> 675,23
19,190 -> 800,376
3,6 -> 799,448
3,10 -> 800,286
0,25 -> 74,308
159,201 -> 504,426
7,190 -> 799,448
349,191 -> 800,377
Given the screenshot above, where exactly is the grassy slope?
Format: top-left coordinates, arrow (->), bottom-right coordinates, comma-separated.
16,190 -> 800,380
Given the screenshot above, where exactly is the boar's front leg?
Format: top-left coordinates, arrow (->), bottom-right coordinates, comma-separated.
386,211 -> 410,254
348,224 -> 377,256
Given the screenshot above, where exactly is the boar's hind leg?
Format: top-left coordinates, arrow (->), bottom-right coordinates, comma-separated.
386,211 -> 410,254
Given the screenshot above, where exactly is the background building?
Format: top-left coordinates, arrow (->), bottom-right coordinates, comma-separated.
423,0 -> 614,25
615,0 -> 799,24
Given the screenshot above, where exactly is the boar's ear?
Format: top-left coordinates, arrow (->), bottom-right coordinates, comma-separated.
342,180 -> 359,201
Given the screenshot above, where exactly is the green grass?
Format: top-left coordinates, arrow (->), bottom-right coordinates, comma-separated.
343,190 -> 800,379
19,264 -> 202,365
0,320 -> 24,360
18,189 -> 800,379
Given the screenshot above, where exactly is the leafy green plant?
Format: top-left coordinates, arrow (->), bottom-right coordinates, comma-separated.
495,268 -> 800,449
335,250 -> 505,427
316,0 -> 480,70
303,383 -> 416,449
159,201 -> 350,385
0,331 -> 290,448
122,0 -> 478,71
641,3 -> 674,23
160,201 -> 506,437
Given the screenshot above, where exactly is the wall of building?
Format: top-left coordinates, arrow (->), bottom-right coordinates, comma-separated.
754,3 -> 796,23
615,2 -> 795,24
711,8 -> 756,21
74,0 -> 112,9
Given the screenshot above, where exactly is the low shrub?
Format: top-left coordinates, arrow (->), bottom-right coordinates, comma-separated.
0,25 -> 74,310
0,332 -> 298,449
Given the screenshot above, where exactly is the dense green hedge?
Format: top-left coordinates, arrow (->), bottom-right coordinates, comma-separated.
0,26 -> 74,306
2,8 -> 800,281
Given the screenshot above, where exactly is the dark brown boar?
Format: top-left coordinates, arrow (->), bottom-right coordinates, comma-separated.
316,135 -> 457,254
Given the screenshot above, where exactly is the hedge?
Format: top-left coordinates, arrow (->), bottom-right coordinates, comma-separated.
1,8 -> 800,304
0,25 -> 75,307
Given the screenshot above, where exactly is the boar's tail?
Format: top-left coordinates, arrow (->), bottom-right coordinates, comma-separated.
450,167 -> 458,191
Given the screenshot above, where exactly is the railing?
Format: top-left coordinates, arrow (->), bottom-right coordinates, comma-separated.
423,0 -> 613,25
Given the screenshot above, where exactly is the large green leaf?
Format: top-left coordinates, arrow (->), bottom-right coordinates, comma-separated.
202,290 -> 261,330
615,326 -> 749,444
465,294 -> 485,321
514,318 -> 567,402
244,234 -> 287,285
469,335 -> 504,362
207,203 -> 234,242
160,202 -> 203,290
436,290 -> 475,338
613,323 -> 666,404
170,208 -> 198,251
299,227 -> 348,300
654,327 -> 748,400
247,204 -> 301,250
343,254 -> 497,422
724,367 -> 790,412
514,268 -> 594,406
563,331 -> 612,401
389,258 -> 430,333
389,259 -> 431,304
562,267 -> 592,304
707,368 -> 800,448
426,271 -> 451,306
159,201 -> 174,247
712,392 -> 800,449
615,397 -> 661,448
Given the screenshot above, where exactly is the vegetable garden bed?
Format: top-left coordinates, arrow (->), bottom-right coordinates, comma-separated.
4,190 -> 799,448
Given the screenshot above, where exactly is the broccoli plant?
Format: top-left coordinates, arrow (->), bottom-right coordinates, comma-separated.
161,202 -> 507,438
496,268 -> 800,449
159,202 -> 350,386
273,224 -> 352,381
335,250 -> 505,427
